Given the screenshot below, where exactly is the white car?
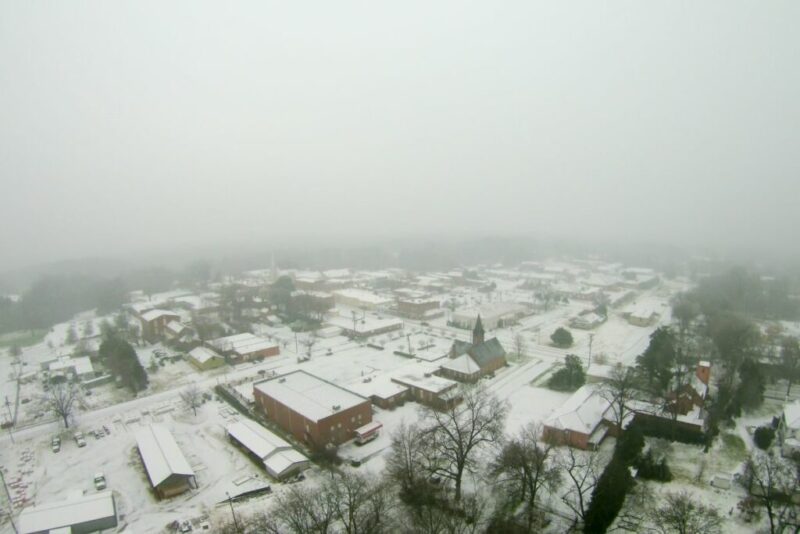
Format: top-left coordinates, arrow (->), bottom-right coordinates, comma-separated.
94,472 -> 107,490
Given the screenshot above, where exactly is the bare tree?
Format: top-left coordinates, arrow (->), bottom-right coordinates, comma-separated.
491,423 -> 560,531
386,421 -> 434,494
180,383 -> 203,416
558,445 -> 603,528
402,491 -> 489,534
648,491 -> 723,534
42,382 -> 81,428
741,451 -> 799,534
421,385 -> 508,501
325,472 -> 395,534
599,363 -> 638,431
301,335 -> 317,360
269,481 -> 337,534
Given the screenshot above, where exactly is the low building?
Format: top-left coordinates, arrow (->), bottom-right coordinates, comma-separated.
46,356 -> 95,382
18,491 -> 118,534
138,309 -> 181,342
208,333 -> 280,364
187,346 -> 226,371
254,370 -> 372,448
626,305 -> 659,326
332,288 -> 394,310
135,425 -> 197,498
570,312 -> 606,330
391,372 -> 460,411
779,400 -> 800,458
226,419 -> 310,480
326,313 -> 403,339
396,298 -> 442,320
451,302 -> 528,330
542,385 -> 615,450
345,373 -> 410,409
164,320 -> 191,341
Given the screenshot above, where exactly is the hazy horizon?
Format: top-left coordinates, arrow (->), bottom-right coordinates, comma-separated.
2,1 -> 799,272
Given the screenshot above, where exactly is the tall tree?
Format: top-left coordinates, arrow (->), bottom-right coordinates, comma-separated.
599,364 -> 638,430
648,491 -> 723,534
558,446 -> 603,529
636,327 -> 677,391
741,451 -> 799,534
41,382 -> 81,428
421,385 -> 507,501
781,337 -> 800,395
491,423 -> 560,531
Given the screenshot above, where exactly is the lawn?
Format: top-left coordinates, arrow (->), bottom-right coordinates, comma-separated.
0,329 -> 48,349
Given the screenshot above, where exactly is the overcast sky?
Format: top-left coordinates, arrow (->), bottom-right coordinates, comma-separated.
1,1 -> 798,271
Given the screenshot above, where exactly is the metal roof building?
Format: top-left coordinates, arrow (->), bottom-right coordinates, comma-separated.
135,425 -> 196,498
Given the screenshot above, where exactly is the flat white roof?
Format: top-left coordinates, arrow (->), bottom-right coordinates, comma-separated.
140,309 -> 179,322
135,425 -> 195,487
333,288 -> 394,305
392,372 -> 458,395
188,346 -> 223,364
49,356 -> 94,375
18,491 -> 116,534
255,370 -> 368,422
210,333 -> 277,356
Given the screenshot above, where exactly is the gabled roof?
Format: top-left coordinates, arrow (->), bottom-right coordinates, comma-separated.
544,385 -> 612,435
440,354 -> 482,376
451,340 -> 472,357
468,337 -> 506,368
135,425 -> 195,487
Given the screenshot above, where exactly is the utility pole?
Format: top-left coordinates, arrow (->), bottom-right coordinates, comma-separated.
588,333 -> 595,372
3,397 -> 13,444
226,492 -> 240,533
0,468 -> 18,533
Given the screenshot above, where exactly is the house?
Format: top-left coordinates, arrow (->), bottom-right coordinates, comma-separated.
438,316 -> 507,383
46,356 -> 95,382
18,491 -> 117,534
138,309 -> 181,342
207,333 -> 280,364
253,370 -> 372,448
570,312 -> 606,330
226,419 -> 310,480
667,361 -> 710,415
626,304 -> 659,326
391,371 -> 461,411
187,346 -> 226,371
164,320 -> 191,341
542,385 -> 616,450
135,425 -> 197,498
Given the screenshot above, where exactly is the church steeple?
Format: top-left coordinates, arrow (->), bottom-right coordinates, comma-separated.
472,314 -> 485,346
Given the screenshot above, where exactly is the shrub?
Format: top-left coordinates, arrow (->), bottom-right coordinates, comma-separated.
636,449 -> 672,482
547,354 -> 586,391
550,327 -> 574,348
753,425 -> 775,450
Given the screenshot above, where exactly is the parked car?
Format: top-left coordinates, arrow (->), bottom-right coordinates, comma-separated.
74,432 -> 86,447
51,437 -> 61,453
93,472 -> 106,490
178,519 -> 192,532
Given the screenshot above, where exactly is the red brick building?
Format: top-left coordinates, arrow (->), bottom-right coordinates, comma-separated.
138,310 -> 181,343
254,370 -> 372,449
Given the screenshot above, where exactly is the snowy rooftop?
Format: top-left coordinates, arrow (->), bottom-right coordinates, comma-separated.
135,425 -> 195,487
188,346 -> 222,364
345,373 -> 409,400
333,288 -> 394,305
209,333 -> 277,355
326,314 -> 403,333
255,370 -> 369,422
18,490 -> 116,534
227,419 -> 292,459
49,355 -> 94,376
392,371 -> 458,394
440,354 -> 481,375
139,309 -> 179,322
544,385 -> 611,434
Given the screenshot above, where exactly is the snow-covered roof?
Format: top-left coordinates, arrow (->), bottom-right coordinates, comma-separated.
139,309 -> 179,322
188,346 -> 222,364
165,320 -> 186,334
355,420 -> 383,436
209,333 -> 277,356
544,385 -> 611,435
135,425 -> 195,487
255,370 -> 369,422
345,373 -> 409,400
392,372 -> 458,395
784,401 -> 800,430
49,356 -> 94,376
18,490 -> 116,534
440,354 -> 481,375
333,288 -> 394,305
227,419 -> 293,461
326,314 -> 403,334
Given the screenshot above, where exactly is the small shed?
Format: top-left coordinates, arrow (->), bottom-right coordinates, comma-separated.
18,490 -> 117,534
226,419 -> 310,480
135,425 -> 197,498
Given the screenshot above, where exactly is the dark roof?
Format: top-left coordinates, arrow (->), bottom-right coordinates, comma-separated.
451,340 -> 472,357
467,337 -> 506,369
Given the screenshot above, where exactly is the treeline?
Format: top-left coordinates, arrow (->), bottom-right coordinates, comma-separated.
0,265 -> 198,335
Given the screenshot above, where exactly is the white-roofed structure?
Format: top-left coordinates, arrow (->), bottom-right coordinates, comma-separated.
226,419 -> 310,479
208,332 -> 279,363
391,371 -> 460,410
254,370 -> 372,447
135,425 -> 196,498
187,346 -> 225,371
542,385 -> 615,450
332,288 -> 394,310
18,490 -> 117,534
